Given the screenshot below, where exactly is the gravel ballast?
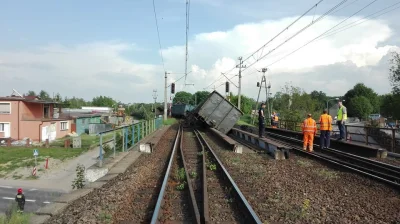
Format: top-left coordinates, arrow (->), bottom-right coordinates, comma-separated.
203,131 -> 400,224
45,125 -> 178,224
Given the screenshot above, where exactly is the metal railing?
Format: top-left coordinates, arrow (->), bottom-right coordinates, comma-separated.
263,120 -> 400,153
97,117 -> 163,166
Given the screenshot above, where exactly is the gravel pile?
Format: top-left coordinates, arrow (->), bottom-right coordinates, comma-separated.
203,131 -> 400,224
45,125 -> 178,224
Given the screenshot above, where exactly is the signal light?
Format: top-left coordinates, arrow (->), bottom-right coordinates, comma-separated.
225,82 -> 229,93
171,83 -> 175,94
257,82 -> 260,87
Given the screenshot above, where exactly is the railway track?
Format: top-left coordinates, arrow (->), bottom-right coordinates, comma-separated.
264,131 -> 400,189
151,125 -> 262,224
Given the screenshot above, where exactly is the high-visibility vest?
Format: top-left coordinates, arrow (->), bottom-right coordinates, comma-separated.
319,114 -> 332,131
337,106 -> 347,121
302,118 -> 317,134
274,115 -> 279,121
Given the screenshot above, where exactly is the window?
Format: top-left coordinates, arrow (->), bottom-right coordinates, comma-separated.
60,121 -> 68,131
0,123 -> 4,132
0,103 -> 11,114
44,105 -> 50,118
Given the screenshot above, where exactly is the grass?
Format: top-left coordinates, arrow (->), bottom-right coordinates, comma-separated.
236,114 -> 256,127
163,118 -> 177,125
0,203 -> 31,224
297,159 -> 313,167
50,132 -> 114,149
316,168 -> 339,179
0,147 -> 87,174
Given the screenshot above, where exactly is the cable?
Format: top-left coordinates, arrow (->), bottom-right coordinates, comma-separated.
316,1 -> 400,41
152,0 -> 166,72
203,0 -> 326,89
265,0 -> 384,68
242,0 -> 349,72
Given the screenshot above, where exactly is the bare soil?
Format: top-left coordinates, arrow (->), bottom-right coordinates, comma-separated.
203,131 -> 400,224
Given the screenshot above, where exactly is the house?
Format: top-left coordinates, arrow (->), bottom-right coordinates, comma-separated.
0,89 -> 72,142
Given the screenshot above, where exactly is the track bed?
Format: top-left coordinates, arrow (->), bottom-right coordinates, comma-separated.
203,130 -> 400,224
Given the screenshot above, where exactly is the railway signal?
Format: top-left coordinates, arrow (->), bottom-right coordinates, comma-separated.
225,82 -> 229,93
171,83 -> 175,94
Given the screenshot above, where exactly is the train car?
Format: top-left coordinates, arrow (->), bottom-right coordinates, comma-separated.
171,103 -> 195,118
191,91 -> 243,134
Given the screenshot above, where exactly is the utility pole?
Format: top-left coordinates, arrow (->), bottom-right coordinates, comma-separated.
164,71 -> 169,120
236,57 -> 246,110
252,68 -> 270,124
153,89 -> 158,118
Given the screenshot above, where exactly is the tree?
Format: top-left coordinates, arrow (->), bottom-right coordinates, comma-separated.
64,97 -> 90,108
389,51 -> 400,94
343,83 -> 380,115
173,91 -> 193,104
54,93 -> 62,102
92,96 -> 116,107
26,90 -> 36,96
192,91 -> 210,105
309,90 -> 328,110
39,90 -> 51,100
349,96 -> 373,119
229,93 -> 255,115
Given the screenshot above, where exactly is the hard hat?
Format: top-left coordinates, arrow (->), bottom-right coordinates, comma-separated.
17,188 -> 22,193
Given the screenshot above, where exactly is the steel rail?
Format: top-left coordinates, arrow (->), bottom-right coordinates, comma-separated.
179,128 -> 202,224
264,131 -> 400,189
265,131 -> 400,178
150,125 -> 182,224
194,129 -> 263,224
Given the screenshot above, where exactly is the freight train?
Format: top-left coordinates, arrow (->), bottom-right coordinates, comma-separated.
171,103 -> 195,118
186,91 -> 243,134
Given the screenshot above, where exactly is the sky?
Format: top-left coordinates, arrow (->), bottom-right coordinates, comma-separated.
1,0 -> 400,103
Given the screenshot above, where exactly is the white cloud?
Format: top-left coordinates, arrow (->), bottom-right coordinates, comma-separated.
0,15 -> 398,103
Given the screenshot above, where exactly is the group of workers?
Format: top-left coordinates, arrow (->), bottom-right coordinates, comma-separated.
258,100 -> 348,152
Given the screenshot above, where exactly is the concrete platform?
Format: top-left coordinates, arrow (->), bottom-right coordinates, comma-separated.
231,128 -> 289,160
265,127 -> 387,158
29,214 -> 50,224
97,173 -> 119,182
35,203 -> 68,216
210,128 -> 244,153
53,188 -> 93,203
83,181 -> 107,189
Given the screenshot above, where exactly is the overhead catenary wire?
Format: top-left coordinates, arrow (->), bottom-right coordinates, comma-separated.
242,0 -> 349,72
152,0 -> 166,72
265,0 -> 383,68
203,0 -> 326,89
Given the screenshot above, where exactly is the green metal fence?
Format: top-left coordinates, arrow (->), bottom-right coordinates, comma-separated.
97,117 -> 163,166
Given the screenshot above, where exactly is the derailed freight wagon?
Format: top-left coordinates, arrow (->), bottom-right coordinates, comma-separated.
171,103 -> 195,118
191,91 -> 243,134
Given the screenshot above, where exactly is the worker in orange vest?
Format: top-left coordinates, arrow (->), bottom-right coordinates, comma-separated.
319,109 -> 332,149
302,113 -> 317,152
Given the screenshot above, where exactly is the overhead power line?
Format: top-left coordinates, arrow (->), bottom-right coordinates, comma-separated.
264,0 -> 381,67
203,0 -> 325,89
152,0 -> 166,72
242,0 -> 349,72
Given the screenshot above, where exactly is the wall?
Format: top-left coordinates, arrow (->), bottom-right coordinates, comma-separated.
0,101 -> 20,139
19,120 -> 71,141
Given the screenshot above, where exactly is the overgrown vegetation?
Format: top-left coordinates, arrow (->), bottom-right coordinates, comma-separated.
0,203 -> 31,224
163,118 -> 177,125
71,164 -> 86,189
